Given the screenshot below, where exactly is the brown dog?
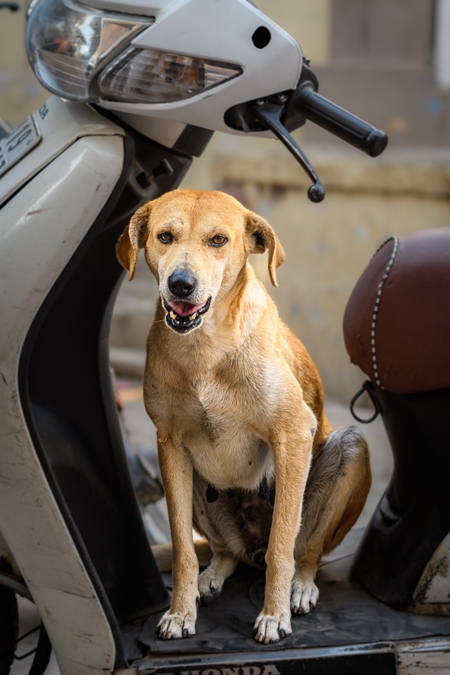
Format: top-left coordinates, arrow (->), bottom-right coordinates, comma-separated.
116,189 -> 371,644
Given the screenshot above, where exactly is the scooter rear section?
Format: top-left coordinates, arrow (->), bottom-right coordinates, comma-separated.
344,229 -> 450,613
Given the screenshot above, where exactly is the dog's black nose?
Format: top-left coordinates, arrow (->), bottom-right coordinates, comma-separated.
168,269 -> 197,298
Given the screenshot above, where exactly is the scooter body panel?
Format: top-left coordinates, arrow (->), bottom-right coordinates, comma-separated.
0,128 -> 126,674
94,0 -> 303,135
0,95 -> 125,206
134,637 -> 450,675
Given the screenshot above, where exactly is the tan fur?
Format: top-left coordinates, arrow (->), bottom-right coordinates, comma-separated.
116,189 -> 371,644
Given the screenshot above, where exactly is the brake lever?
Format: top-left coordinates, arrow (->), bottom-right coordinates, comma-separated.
251,99 -> 325,203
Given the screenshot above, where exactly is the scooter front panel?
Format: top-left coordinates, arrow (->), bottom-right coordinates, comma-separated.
9,119 -> 197,672
0,132 -> 125,675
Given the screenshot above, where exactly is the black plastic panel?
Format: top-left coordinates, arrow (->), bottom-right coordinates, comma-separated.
139,648 -> 396,675
135,530 -> 450,670
140,541 -> 450,657
352,386 -> 450,609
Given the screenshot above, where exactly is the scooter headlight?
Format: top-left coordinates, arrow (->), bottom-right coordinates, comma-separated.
26,0 -> 152,101
26,0 -> 242,105
97,49 -> 243,104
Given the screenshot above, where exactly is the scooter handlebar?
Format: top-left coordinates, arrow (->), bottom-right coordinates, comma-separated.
295,83 -> 388,157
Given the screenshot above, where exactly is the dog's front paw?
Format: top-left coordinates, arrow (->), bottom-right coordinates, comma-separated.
253,612 -> 292,644
157,610 -> 196,640
290,576 -> 319,615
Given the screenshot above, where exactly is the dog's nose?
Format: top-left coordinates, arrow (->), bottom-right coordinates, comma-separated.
168,269 -> 197,298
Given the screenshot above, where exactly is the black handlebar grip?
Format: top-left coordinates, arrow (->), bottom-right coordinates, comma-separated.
296,83 -> 388,157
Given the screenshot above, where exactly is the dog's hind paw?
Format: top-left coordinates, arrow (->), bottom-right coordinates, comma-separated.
290,577 -> 319,615
198,568 -> 225,604
157,611 -> 196,640
253,612 -> 292,644
198,555 -> 238,604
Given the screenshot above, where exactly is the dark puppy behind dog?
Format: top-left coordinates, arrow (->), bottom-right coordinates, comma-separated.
116,189 -> 371,644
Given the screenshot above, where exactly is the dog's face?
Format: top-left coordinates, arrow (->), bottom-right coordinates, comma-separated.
116,190 -> 285,334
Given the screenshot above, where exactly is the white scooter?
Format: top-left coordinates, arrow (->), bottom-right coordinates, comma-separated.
2,1 -> 449,674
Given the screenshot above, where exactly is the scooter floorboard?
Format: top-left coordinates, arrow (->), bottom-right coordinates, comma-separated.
137,528 -> 450,673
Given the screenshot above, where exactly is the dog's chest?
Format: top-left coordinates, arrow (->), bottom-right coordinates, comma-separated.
175,377 -> 274,490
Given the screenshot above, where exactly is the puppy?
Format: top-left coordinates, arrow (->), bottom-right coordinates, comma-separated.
116,189 -> 371,644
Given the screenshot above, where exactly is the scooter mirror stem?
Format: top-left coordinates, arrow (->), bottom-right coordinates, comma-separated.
251,99 -> 325,203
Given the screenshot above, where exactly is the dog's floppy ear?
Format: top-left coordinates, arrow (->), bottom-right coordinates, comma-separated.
246,212 -> 286,287
116,204 -> 150,281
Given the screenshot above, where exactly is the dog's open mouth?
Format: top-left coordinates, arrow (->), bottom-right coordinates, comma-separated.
163,297 -> 212,333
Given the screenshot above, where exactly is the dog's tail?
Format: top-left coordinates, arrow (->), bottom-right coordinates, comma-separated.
151,539 -> 212,573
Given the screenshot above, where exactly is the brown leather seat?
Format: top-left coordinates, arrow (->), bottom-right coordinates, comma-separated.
343,228 -> 450,394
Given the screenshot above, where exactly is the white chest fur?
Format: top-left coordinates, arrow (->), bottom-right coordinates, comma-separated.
173,377 -> 275,491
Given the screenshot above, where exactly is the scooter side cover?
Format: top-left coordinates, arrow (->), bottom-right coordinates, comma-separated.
0,106 -> 125,675
0,96 -> 124,207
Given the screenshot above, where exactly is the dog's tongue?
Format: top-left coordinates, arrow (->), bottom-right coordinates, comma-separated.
168,300 -> 205,318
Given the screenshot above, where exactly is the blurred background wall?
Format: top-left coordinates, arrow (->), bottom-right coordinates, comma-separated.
2,1 -> 450,402
175,0 -> 450,402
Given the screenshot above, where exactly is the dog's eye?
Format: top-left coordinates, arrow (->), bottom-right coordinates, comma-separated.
158,232 -> 173,244
210,235 -> 228,247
